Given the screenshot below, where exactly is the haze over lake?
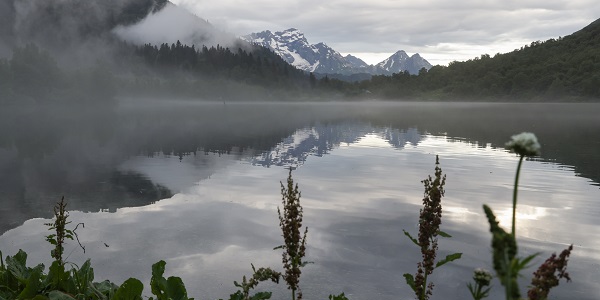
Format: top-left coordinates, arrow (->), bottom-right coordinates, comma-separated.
0,101 -> 598,300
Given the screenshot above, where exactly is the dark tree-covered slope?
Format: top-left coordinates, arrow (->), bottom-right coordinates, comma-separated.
360,18 -> 600,101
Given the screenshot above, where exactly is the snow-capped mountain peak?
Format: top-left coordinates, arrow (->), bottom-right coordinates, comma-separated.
243,28 -> 432,76
243,28 -> 372,74
375,50 -> 432,75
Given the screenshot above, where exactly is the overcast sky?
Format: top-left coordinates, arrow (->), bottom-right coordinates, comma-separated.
169,0 -> 600,66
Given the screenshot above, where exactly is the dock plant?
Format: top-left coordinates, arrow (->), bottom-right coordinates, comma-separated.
403,155 -> 462,300
275,169 -> 310,300
224,264 -> 281,300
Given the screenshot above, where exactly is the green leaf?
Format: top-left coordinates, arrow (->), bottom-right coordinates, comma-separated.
47,290 -> 76,300
402,230 -> 420,247
45,260 -> 70,291
17,266 -> 43,300
328,293 -> 349,300
226,291 -> 244,300
435,252 -> 462,268
166,276 -> 189,300
113,278 -> 144,300
88,280 -> 115,300
403,273 -> 416,292
73,259 -> 94,294
513,253 -> 540,273
299,261 -> 314,268
6,250 -> 29,282
273,245 -> 284,250
93,280 -> 118,294
151,260 -> 166,279
150,260 -> 168,299
437,230 -> 452,238
249,291 -> 272,300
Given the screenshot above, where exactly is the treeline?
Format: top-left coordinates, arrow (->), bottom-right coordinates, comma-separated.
0,40 -> 323,104
122,41 -> 317,99
352,18 -> 600,101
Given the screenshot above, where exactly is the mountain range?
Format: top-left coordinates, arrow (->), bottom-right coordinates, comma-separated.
242,28 -> 432,76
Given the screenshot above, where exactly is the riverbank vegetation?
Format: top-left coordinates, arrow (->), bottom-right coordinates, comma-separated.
0,133 -> 574,299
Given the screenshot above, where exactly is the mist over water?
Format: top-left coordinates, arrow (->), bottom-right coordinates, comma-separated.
1,101 -> 598,231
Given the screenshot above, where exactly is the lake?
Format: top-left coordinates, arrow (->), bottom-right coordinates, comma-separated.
0,101 -> 599,300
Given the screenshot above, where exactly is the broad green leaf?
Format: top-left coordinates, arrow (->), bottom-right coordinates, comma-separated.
435,253 -> 462,268
151,261 -> 166,279
328,293 -> 349,300
166,276 -> 189,300
32,295 -> 49,300
6,250 -> 29,282
46,261 -> 70,291
88,280 -> 114,300
113,278 -> 144,300
93,280 -> 118,295
437,230 -> 452,238
150,260 -> 168,298
226,291 -> 244,300
47,290 -> 76,300
402,230 -> 420,247
73,259 -> 94,294
249,291 -> 272,300
403,273 -> 416,292
17,266 -> 43,299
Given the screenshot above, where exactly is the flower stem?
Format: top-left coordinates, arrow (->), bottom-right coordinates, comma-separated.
512,155 -> 524,237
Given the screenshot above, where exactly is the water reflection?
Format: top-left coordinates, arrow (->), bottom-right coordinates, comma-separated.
1,129 -> 598,300
0,102 -> 599,299
251,124 -> 421,168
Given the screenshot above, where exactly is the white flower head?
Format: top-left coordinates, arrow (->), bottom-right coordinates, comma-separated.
505,132 -> 541,157
473,268 -> 493,286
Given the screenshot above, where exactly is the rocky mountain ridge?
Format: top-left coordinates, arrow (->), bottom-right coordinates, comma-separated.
242,28 -> 432,76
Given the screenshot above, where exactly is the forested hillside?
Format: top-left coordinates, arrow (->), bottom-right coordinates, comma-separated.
358,18 -> 600,101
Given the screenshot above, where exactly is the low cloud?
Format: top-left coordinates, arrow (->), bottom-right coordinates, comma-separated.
113,3 -> 238,48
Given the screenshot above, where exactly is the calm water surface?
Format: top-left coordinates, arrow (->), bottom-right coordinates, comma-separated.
0,102 -> 598,300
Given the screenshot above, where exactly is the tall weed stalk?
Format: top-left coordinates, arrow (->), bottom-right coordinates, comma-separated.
478,132 -> 573,300
275,170 -> 310,300
403,156 -> 462,300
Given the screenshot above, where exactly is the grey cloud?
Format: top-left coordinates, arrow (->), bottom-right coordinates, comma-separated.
172,0 -> 600,63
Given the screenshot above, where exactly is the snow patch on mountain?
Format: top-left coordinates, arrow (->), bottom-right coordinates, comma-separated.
243,28 -> 432,76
